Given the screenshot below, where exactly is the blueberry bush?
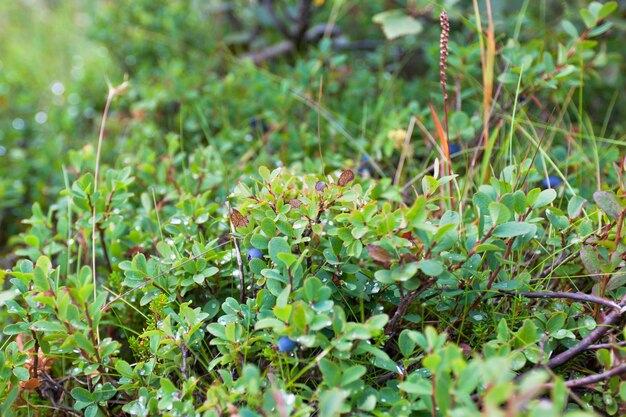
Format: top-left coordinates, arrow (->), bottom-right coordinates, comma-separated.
1,1 -> 625,416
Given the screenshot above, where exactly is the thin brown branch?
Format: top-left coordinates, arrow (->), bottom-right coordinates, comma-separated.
385,280 -> 432,336
547,294 -> 626,368
261,0 -> 293,39
293,0 -> 314,48
559,363 -> 626,388
97,226 -> 113,273
496,290 -> 622,311
588,340 -> 626,350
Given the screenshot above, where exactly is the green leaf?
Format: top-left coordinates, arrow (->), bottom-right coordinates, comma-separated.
542,52 -> 555,74
488,202 -> 511,225
580,245 -> 602,278
588,21 -> 613,37
255,318 -> 285,331
620,381 -> 626,401
418,259 -> 444,277
390,262 -> 419,281
319,359 -> 341,387
561,20 -> 578,38
510,350 -> 526,370
373,10 -> 423,40
4,322 -> 28,335
580,9 -> 597,28
398,329 -> 417,357
31,320 -> 66,333
12,367 -> 30,381
593,191 -> 622,220
268,237 -> 291,268
516,319 -> 538,346
365,314 -> 389,332
532,189 -> 556,209
493,222 -> 536,238
74,332 -> 95,356
319,388 -> 349,417
85,404 -> 99,417
71,387 -> 95,404
475,243 -> 505,253
398,376 -> 432,395
250,234 -> 269,249
115,359 -> 135,379
546,313 -> 566,333
33,266 -> 50,292
597,1 -> 618,20
567,196 -> 586,218
606,267 -> 626,292
341,365 -> 366,386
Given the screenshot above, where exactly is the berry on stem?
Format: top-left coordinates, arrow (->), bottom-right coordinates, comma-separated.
247,248 -> 263,262
277,336 -> 297,352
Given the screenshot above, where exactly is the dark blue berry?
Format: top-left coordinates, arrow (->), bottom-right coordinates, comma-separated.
277,336 -> 297,352
358,165 -> 373,177
247,248 -> 263,262
449,143 -> 461,155
358,157 -> 373,178
315,181 -> 327,192
541,176 -> 563,189
249,117 -> 269,134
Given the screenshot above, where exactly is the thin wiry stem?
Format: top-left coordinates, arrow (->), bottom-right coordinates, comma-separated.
92,80 -> 128,343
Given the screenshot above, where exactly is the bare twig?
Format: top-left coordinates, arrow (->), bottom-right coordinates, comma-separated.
555,363 -> 626,388
496,290 -> 622,311
547,294 -> 626,369
293,0 -> 314,48
241,24 -> 344,65
385,280 -> 432,336
588,340 -> 626,350
261,0 -> 293,39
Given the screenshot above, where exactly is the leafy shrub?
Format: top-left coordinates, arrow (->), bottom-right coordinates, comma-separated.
1,1 -> 626,416
2,156 -> 626,415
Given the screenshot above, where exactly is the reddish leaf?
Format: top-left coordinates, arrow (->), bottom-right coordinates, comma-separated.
230,209 -> 249,229
21,378 -> 40,392
367,244 -> 393,267
593,191 -> 622,221
289,199 -> 303,208
338,169 -> 355,187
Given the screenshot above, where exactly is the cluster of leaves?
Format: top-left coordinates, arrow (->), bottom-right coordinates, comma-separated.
1,0 -> 626,416
1,156 -> 626,415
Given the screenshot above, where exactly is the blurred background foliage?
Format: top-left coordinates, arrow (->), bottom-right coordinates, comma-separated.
1,0 -> 623,254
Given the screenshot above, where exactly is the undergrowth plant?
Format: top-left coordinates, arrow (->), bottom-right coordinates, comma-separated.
0,1 -> 625,416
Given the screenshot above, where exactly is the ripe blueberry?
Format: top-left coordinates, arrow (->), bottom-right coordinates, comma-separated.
247,248 -> 263,262
358,157 -> 373,178
315,181 -> 327,192
541,176 -> 562,189
358,165 -> 373,177
277,336 -> 297,352
249,117 -> 269,134
449,143 -> 461,155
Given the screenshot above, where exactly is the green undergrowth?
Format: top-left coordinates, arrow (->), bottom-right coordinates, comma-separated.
1,1 -> 625,416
